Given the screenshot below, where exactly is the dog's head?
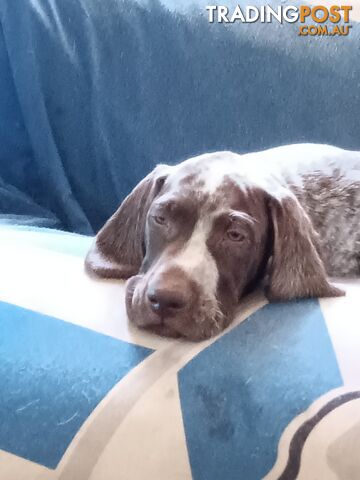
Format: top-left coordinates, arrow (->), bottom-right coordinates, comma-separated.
86,152 -> 343,340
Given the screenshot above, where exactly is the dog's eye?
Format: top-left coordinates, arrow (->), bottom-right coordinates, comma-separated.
153,214 -> 166,226
227,230 -> 245,242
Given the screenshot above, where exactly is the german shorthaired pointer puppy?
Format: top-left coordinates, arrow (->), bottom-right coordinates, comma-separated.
86,144 -> 360,340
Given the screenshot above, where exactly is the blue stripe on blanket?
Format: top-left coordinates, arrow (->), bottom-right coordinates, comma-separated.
0,301 -> 152,469
178,299 -> 343,480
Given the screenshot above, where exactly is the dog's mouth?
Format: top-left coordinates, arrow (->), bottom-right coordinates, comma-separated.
125,275 -> 228,341
142,323 -> 182,339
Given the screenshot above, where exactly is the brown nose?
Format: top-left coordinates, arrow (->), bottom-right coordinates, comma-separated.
147,289 -> 186,315
146,268 -> 192,318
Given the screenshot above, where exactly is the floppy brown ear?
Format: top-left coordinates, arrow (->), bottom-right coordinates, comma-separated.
265,195 -> 344,301
85,165 -> 171,279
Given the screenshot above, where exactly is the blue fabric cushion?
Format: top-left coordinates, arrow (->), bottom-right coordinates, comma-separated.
0,0 -> 359,233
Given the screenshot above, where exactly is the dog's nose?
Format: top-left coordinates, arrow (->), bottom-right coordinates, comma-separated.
147,288 -> 187,316
146,269 -> 193,318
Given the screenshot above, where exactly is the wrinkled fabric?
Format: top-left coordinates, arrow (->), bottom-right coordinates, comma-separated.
0,0 -> 359,233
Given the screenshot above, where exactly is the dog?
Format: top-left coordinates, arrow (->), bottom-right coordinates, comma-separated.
85,143 -> 360,340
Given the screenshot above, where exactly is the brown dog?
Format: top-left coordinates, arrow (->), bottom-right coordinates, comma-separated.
86,144 -> 360,340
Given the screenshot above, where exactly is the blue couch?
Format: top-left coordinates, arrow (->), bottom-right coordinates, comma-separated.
1,0 -> 359,233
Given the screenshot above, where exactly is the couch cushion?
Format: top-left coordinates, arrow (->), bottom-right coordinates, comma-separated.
0,226 -> 359,479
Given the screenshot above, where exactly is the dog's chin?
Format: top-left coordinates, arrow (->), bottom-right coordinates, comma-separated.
125,275 -> 229,341
140,318 -> 222,342
142,324 -> 183,339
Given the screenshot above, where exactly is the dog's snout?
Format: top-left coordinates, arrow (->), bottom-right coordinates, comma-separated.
146,268 -> 193,318
126,265 -> 223,340
147,288 -> 186,315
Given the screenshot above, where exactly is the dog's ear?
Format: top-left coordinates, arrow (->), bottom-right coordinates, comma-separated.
265,194 -> 344,301
85,165 -> 171,279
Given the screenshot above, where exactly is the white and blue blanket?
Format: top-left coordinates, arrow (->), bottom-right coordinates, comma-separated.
0,226 -> 359,479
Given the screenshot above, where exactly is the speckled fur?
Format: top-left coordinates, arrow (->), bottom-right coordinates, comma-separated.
291,172 -> 360,277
